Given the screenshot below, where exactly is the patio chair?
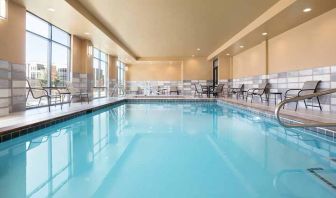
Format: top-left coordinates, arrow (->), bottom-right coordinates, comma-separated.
169,86 -> 179,95
229,84 -> 244,99
194,83 -> 207,97
64,82 -> 90,105
211,84 -> 224,97
129,86 -> 139,95
151,86 -> 161,95
245,82 -> 269,103
26,79 -> 62,112
284,80 -> 322,111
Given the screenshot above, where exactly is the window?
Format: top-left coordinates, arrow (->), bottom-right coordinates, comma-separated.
117,60 -> 126,95
93,48 -> 108,98
25,12 -> 71,107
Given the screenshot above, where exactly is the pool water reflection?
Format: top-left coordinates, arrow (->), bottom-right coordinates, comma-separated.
0,102 -> 335,198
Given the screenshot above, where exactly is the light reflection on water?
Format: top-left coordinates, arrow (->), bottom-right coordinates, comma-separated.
0,102 -> 335,198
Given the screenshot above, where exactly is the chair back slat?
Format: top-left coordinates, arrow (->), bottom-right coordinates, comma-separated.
215,84 -> 224,92
301,80 -> 321,95
26,79 -> 46,98
196,84 -> 202,93
27,79 -> 43,89
239,84 -> 244,91
302,81 -> 321,91
66,82 -> 80,94
170,86 -> 178,92
256,82 -> 269,94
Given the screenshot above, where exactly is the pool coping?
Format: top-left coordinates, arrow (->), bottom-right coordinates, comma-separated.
0,97 -> 335,143
217,99 -> 336,140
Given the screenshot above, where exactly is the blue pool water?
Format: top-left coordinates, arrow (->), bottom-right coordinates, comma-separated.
0,102 -> 336,198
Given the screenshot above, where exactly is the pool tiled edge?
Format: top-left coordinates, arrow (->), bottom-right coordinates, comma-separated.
0,97 -> 335,143
0,98 -> 216,143
217,99 -> 336,142
0,99 -> 125,143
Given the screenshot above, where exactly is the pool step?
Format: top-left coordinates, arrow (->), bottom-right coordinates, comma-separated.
307,168 -> 336,191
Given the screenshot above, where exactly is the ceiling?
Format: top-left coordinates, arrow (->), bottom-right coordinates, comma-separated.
76,0 -> 280,58
12,0 -> 336,63
12,0 -> 135,62
219,0 -> 336,57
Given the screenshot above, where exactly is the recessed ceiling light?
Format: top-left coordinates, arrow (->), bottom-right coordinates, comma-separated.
240,45 -> 244,48
84,32 -> 90,35
226,53 -> 230,56
192,55 -> 195,57
262,32 -> 268,36
197,48 -> 201,51
303,8 -> 312,13
48,8 -> 55,12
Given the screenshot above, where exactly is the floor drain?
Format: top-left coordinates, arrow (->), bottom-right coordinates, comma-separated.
307,168 -> 336,190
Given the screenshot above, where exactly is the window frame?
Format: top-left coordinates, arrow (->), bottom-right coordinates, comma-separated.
26,11 -> 71,88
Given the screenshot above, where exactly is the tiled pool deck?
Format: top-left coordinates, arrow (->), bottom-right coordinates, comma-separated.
0,96 -> 336,143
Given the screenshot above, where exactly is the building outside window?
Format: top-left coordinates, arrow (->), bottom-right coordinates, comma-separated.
93,48 -> 108,98
25,12 -> 71,107
117,60 -> 126,95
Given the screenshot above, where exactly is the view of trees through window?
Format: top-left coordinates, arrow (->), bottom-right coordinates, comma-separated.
26,12 -> 71,107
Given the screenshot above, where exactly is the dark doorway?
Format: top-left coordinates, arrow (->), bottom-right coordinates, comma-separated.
213,58 -> 218,86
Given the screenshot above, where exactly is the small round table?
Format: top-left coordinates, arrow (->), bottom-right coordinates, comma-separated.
268,92 -> 282,106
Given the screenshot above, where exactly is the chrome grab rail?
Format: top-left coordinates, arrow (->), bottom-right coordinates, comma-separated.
275,88 -> 336,128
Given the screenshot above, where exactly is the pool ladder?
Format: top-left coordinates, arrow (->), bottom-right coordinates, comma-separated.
275,88 -> 336,128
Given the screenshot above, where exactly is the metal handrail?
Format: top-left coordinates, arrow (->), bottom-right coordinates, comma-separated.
275,88 -> 336,128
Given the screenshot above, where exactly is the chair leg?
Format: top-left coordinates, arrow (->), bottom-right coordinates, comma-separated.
251,95 -> 254,103
316,96 -> 322,111
38,98 -> 42,106
60,97 -> 63,110
295,101 -> 298,111
303,99 -> 308,109
48,97 -> 51,112
69,95 -> 71,107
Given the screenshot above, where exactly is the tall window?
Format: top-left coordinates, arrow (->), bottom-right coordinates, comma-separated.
26,12 -> 71,106
117,60 -> 126,95
93,48 -> 108,98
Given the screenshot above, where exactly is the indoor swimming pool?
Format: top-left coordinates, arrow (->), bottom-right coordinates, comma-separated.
0,101 -> 335,198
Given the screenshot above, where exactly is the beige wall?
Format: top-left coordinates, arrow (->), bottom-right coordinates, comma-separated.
82,40 -> 93,74
126,63 -> 182,81
109,56 -> 117,80
126,57 -> 212,81
71,35 -> 83,73
71,36 -> 93,74
232,41 -> 266,78
183,57 -> 212,80
268,8 -> 336,74
0,1 -> 25,64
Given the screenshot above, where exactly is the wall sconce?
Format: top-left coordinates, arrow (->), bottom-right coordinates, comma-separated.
0,0 -> 7,20
125,66 -> 129,71
87,45 -> 92,56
